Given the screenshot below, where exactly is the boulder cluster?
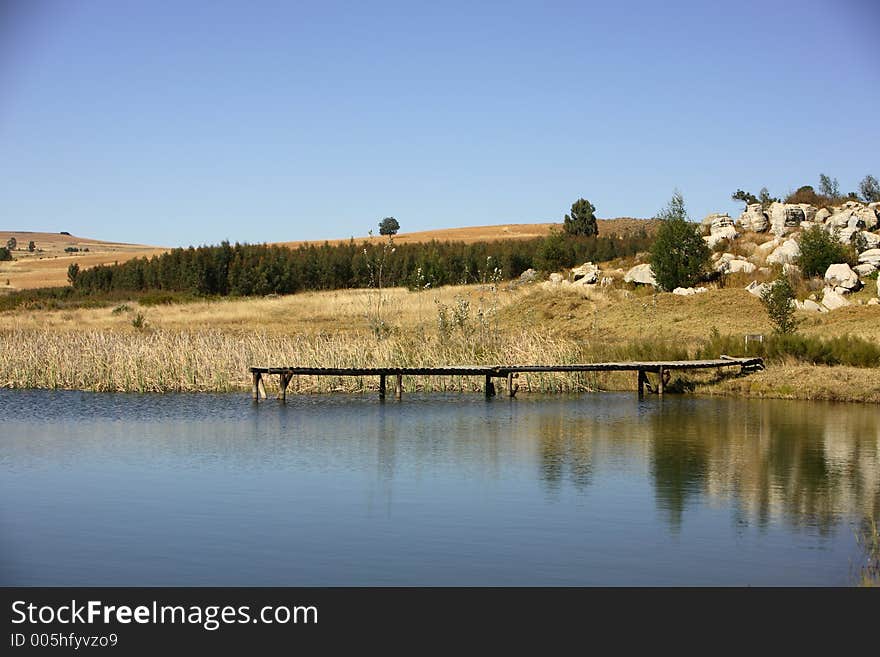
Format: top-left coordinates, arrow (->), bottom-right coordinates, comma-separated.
528,200 -> 879,313
617,200 -> 880,311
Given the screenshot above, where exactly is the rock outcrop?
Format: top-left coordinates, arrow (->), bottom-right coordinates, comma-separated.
738,204 -> 769,232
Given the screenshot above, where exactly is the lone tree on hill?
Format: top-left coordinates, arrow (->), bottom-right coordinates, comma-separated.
378,217 -> 400,236
761,273 -> 799,334
648,191 -> 710,291
859,174 -> 880,203
562,198 -> 598,237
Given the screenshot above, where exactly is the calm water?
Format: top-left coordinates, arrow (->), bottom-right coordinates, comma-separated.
1,389 -> 878,586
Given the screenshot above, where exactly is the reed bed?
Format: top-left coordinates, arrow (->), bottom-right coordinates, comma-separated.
0,327 -> 631,394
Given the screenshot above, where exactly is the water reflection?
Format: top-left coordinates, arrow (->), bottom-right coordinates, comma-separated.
0,390 -> 877,585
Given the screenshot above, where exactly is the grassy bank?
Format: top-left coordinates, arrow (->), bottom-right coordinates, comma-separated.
1,283 -> 878,400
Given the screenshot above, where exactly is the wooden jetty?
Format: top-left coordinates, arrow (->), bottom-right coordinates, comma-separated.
249,356 -> 764,401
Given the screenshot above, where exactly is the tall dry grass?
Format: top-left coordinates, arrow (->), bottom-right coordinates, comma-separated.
0,327 -> 624,394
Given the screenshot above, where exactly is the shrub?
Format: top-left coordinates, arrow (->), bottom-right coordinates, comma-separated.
798,225 -> 852,276
67,263 -> 80,285
6,237 -> 17,251
0,247 -> 11,261
761,273 -> 799,334
649,191 -> 710,291
563,198 -> 598,237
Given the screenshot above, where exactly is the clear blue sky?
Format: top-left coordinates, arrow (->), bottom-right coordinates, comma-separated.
1,0 -> 878,247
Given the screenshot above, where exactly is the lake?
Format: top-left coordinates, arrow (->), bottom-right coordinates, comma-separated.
1,389 -> 877,585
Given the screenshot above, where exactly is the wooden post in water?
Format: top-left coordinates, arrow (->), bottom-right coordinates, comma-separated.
379,374 -> 386,400
252,372 -> 261,401
637,369 -> 645,397
278,372 -> 293,402
657,366 -> 665,397
484,375 -> 495,398
507,372 -> 519,398
396,374 -> 403,400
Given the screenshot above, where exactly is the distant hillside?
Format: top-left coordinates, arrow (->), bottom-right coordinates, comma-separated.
0,231 -> 165,291
278,218 -> 656,249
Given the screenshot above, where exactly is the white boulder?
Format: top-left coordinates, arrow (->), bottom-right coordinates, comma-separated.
824,263 -> 861,292
570,262 -> 599,285
672,286 -> 707,296
724,259 -> 756,275
853,263 -> 877,277
857,249 -> 880,266
801,299 -> 826,313
821,287 -> 850,311
745,281 -> 769,297
766,239 -> 801,265
856,231 -> 880,250
769,202 -> 806,236
738,204 -> 769,232
623,263 -> 657,287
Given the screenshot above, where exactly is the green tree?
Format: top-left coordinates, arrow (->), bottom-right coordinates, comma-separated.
562,198 -> 598,237
6,237 -> 17,251
649,191 -> 710,291
798,225 -> 851,277
761,273 -> 799,334
758,187 -> 778,207
378,217 -> 400,236
0,247 -> 12,262
536,230 -> 573,271
67,262 -> 80,285
27,240 -> 36,252
818,173 -> 840,200
731,189 -> 758,207
859,174 -> 880,203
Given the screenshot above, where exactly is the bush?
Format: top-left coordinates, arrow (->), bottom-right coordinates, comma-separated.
649,191 -> 710,291
761,274 -> 799,334
798,225 -> 852,276
562,198 -> 598,237
0,247 -> 11,262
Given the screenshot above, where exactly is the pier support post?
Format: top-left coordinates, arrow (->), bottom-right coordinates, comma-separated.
658,367 -> 665,397
252,372 -> 261,402
379,374 -> 386,401
637,369 -> 645,397
396,374 -> 403,400
507,372 -> 519,398
484,375 -> 496,398
278,372 -> 292,402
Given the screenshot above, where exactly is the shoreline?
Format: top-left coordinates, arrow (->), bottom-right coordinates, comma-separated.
2,363 -> 877,404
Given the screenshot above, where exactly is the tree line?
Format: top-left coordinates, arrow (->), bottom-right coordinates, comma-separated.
69,232 -> 652,297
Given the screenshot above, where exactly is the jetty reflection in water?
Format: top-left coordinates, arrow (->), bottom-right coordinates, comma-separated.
0,390 -> 877,585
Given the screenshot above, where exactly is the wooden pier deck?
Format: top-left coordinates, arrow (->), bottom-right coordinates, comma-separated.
249,356 -> 764,401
